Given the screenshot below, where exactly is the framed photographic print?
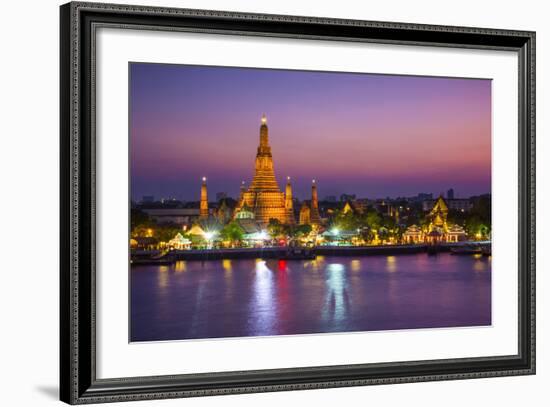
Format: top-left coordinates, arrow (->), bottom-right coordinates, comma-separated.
60,1 -> 536,404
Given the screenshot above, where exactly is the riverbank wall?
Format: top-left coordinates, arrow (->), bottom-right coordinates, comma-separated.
131,241 -> 489,262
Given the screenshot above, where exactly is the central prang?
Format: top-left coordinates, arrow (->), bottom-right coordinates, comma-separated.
199,114 -> 320,228
227,114 -> 317,227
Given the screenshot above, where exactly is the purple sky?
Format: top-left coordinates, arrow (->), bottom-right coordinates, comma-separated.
130,63 -> 491,202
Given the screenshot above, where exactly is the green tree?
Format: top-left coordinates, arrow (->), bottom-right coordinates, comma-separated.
267,218 -> 286,239
468,195 -> 491,237
464,215 -> 489,240
220,221 -> 244,247
130,208 -> 153,230
296,224 -> 312,236
380,215 -> 396,230
331,208 -> 367,231
293,224 -> 312,239
378,227 -> 390,242
366,210 -> 382,231
284,224 -> 313,245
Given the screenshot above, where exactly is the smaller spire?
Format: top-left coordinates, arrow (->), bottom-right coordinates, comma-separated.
310,179 -> 320,225
200,177 -> 208,218
261,113 -> 267,124
285,176 -> 293,213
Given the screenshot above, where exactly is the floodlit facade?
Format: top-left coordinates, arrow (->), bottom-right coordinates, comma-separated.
232,114 -> 292,226
196,115 -> 323,228
403,196 -> 467,243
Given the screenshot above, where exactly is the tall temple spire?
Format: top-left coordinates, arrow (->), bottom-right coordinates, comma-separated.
233,115 -> 295,226
200,176 -> 208,219
248,114 -> 280,193
310,179 -> 321,225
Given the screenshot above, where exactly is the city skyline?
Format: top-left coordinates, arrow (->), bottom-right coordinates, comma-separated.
131,63 -> 491,201
135,188 -> 485,204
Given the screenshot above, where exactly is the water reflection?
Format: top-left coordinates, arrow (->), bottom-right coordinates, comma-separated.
250,260 -> 276,334
131,253 -> 492,341
157,265 -> 169,288
473,257 -> 488,272
190,284 -> 205,334
222,259 -> 234,301
174,260 -> 186,272
222,259 -> 232,273
323,263 -> 350,326
386,256 -> 397,273
305,255 -> 325,272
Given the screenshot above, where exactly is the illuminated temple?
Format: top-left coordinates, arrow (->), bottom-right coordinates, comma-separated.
199,115 -> 321,227
233,114 -> 295,226
403,195 -> 467,243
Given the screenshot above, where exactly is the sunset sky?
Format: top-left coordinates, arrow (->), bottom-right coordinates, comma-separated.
130,63 -> 491,202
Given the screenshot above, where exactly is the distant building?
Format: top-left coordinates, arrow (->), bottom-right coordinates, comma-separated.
414,193 -> 433,202
340,193 -> 356,202
422,198 -> 473,212
142,208 -> 201,226
342,200 -> 365,215
141,195 -> 155,203
447,188 -> 455,199
324,195 -> 337,202
216,192 -> 228,201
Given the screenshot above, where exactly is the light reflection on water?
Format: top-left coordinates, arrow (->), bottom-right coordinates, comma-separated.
323,264 -> 349,326
473,257 -> 488,272
131,253 -> 491,342
157,265 -> 169,288
174,260 -> 186,273
386,255 -> 397,273
250,260 -> 276,334
222,259 -> 232,273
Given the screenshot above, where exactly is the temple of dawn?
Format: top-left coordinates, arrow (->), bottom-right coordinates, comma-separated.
199,114 -> 320,227
186,114 -> 473,247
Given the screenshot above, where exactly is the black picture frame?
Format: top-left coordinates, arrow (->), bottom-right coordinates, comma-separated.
60,1 -> 536,404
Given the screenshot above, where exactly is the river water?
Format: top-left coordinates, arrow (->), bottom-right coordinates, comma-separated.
130,253 -> 491,342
